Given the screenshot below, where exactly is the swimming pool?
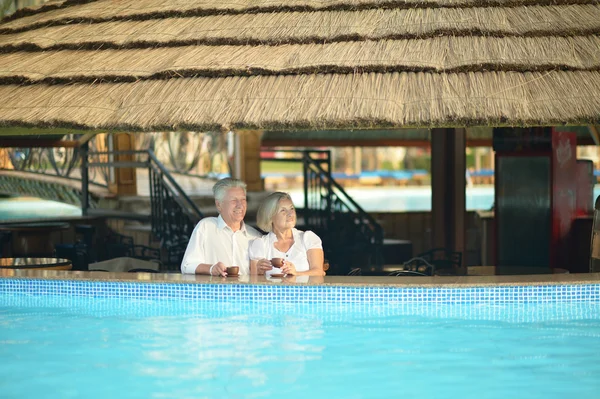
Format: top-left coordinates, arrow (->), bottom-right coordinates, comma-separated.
0,196 -> 81,220
2,185 -> 599,219
289,185 -> 600,212
1,274 -> 599,399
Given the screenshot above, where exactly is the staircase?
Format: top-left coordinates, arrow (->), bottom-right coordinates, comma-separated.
84,148 -> 383,274
301,151 -> 384,274
84,148 -> 203,270
262,150 -> 384,274
147,150 -> 204,267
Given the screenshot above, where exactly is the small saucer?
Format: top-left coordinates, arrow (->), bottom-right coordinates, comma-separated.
227,274 -> 239,277
269,273 -> 284,278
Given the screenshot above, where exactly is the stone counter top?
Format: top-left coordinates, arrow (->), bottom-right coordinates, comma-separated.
1,269 -> 599,288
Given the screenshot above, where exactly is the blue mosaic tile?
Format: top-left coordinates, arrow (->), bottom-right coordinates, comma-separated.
0,279 -> 599,304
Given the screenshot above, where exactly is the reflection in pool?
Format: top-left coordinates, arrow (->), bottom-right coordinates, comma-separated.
0,281 -> 599,399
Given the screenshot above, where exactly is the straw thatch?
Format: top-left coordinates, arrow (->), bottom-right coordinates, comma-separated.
2,36 -> 600,84
3,5 -> 600,51
3,0 -> 599,33
0,0 -> 599,132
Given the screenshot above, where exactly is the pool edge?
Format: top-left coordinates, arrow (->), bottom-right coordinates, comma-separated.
1,269 -> 600,288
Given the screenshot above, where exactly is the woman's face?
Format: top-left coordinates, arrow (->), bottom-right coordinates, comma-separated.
272,198 -> 296,231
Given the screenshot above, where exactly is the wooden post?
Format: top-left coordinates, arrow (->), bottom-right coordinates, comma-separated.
431,128 -> 467,275
233,130 -> 264,192
354,147 -> 362,175
0,149 -> 12,169
108,133 -> 137,196
81,141 -> 90,216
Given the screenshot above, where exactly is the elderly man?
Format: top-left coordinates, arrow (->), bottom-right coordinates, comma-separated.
180,178 -> 261,276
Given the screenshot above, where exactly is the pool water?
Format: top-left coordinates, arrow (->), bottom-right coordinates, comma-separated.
1,294 -> 599,398
0,196 -> 81,221
1,186 -> 599,219
289,185 -> 600,212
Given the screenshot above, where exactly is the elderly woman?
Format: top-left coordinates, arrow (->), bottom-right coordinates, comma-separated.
249,192 -> 325,276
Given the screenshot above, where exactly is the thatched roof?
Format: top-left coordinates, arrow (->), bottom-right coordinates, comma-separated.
1,0 -> 600,132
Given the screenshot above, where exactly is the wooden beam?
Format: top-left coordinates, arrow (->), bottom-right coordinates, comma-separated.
0,139 -> 79,148
235,130 -> 264,192
264,136 -> 598,148
590,126 -> 600,146
77,132 -> 97,146
262,138 -> 428,147
262,138 -> 494,148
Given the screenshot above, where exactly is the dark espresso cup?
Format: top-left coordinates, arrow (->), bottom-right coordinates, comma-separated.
226,266 -> 239,276
270,258 -> 284,268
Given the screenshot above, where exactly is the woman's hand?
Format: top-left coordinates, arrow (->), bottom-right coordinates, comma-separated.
281,260 -> 297,276
256,258 -> 273,275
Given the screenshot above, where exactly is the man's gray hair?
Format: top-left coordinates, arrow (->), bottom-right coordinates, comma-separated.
212,178 -> 247,201
256,192 -> 293,232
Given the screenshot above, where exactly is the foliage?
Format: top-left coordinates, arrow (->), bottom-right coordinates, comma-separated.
0,0 -> 15,18
260,161 -> 302,174
466,152 -> 476,169
380,160 -> 395,171
410,155 -> 431,172
1,0 -> 49,18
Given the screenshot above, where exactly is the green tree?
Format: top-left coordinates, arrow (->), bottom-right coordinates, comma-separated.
0,0 -> 16,18
1,0 -> 49,18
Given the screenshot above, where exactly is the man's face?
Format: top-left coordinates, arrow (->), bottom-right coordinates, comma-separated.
216,187 -> 247,227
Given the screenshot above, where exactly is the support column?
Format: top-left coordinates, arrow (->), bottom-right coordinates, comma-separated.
354,147 -> 362,175
233,130 -> 264,192
108,133 -> 137,196
431,128 -> 467,275
0,149 -> 12,169
474,147 -> 481,171
81,141 -> 90,216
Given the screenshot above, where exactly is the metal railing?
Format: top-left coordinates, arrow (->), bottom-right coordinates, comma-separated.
0,132 -> 229,189
0,138 -> 110,189
147,150 -> 203,261
84,148 -> 203,269
2,140 -> 382,272
262,149 -> 384,273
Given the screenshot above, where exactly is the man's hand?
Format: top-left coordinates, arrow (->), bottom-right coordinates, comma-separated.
209,262 -> 227,277
256,258 -> 273,275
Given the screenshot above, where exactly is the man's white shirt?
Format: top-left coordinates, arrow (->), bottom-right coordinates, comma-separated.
180,215 -> 262,275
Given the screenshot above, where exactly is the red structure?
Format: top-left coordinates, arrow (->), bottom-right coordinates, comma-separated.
493,127 -> 577,274
575,160 -> 594,217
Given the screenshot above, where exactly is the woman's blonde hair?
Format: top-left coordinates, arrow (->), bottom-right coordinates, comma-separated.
256,192 -> 293,232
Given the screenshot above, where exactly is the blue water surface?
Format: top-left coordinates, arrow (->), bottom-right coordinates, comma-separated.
1,294 -> 599,399
290,186 -> 600,212
0,196 -> 81,221
1,186 -> 599,219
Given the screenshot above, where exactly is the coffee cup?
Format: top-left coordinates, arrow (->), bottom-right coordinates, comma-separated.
226,266 -> 239,276
270,258 -> 284,268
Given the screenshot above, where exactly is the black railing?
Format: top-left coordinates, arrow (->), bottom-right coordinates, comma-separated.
147,149 -> 203,267
262,149 -> 384,273
85,149 -> 203,270
0,132 -> 230,188
0,136 -> 110,188
303,152 -> 384,273
2,140 -> 382,273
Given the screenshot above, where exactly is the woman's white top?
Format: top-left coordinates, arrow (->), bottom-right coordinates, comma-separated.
249,228 -> 322,275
